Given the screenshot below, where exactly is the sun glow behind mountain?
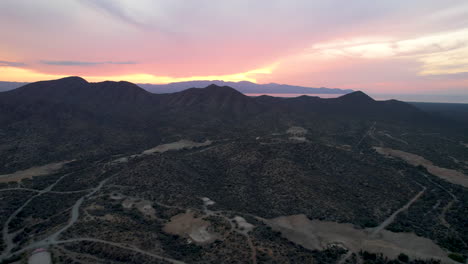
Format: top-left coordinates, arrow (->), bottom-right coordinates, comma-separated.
0,64 -> 276,84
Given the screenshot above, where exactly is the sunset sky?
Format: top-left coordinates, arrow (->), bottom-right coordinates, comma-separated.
1,0 -> 468,95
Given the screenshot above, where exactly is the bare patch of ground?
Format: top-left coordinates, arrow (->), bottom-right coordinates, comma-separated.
201,197 -> 215,206
142,140 -> 212,155
121,197 -> 156,218
289,136 -> 307,142
0,160 -> 73,183
233,216 -> 254,234
111,140 -> 212,163
286,126 -> 307,136
266,215 -> 455,263
287,126 -> 308,142
374,147 -> 468,188
27,248 -> 51,264
112,157 -> 128,163
163,211 -> 219,244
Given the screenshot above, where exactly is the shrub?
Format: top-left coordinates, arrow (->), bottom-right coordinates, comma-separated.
398,253 -> 409,262
448,253 -> 466,263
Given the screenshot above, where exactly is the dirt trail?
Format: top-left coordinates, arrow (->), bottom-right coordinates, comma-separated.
0,166 -> 110,261
381,132 -> 409,145
0,169 -> 187,264
371,185 -> 426,237
58,238 -> 185,264
1,173 -> 71,259
1,144 -> 212,263
355,121 -> 376,148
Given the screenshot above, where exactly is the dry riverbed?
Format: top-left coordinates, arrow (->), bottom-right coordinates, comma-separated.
374,147 -> 468,188
0,160 -> 73,183
266,214 -> 455,263
142,140 -> 212,155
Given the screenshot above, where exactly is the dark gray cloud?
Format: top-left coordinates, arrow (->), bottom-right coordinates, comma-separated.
0,60 -> 26,67
41,60 -> 137,66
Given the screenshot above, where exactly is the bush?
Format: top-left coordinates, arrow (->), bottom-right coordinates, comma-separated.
398,253 -> 409,262
448,253 -> 466,263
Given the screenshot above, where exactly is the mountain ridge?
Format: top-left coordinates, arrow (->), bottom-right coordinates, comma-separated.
0,77 -> 419,115
0,77 -> 418,119
0,79 -> 354,95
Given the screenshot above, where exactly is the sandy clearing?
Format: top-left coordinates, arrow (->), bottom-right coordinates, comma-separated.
121,197 -> 156,218
111,140 -> 212,163
28,249 -> 51,264
286,126 -> 308,135
164,211 -> 219,244
374,147 -> 468,188
142,140 -> 212,155
0,160 -> 73,183
233,216 -> 254,234
112,157 -> 129,163
289,136 -> 307,142
201,197 -> 215,206
266,215 -> 455,263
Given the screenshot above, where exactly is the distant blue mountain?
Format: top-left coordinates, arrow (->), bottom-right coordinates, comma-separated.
0,81 -> 29,92
0,80 -> 353,94
138,80 -> 354,94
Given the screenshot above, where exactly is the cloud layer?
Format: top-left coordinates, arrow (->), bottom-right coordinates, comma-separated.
41,60 -> 137,66
0,0 -> 467,94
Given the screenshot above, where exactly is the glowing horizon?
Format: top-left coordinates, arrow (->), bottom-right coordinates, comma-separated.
0,63 -> 276,84
1,0 -> 468,95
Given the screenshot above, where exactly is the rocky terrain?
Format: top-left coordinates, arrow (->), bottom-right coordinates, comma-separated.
0,77 -> 467,263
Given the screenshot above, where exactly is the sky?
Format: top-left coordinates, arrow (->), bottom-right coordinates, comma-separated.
1,0 -> 468,96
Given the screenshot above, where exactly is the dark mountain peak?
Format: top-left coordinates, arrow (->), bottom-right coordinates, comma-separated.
193,84 -> 246,98
205,83 -> 223,89
56,76 -> 89,84
4,77 -> 154,106
94,80 -> 148,93
89,80 -> 152,103
21,76 -> 88,90
161,83 -> 259,116
338,91 -> 375,102
7,76 -> 90,101
169,84 -> 248,101
204,84 -> 239,91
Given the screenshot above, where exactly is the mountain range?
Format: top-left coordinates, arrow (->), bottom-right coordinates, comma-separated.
0,76 -> 455,170
138,80 -> 354,94
0,80 -> 353,94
